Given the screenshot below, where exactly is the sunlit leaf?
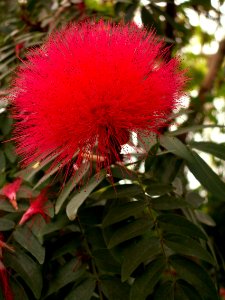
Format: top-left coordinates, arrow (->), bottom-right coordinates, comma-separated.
55,162 -> 90,214
66,170 -> 105,220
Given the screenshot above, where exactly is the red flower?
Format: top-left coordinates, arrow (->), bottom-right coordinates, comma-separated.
2,178 -> 22,210
0,260 -> 14,300
11,21 -> 186,176
19,190 -> 49,225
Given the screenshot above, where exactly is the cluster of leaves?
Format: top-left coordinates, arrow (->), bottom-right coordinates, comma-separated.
0,110 -> 224,299
0,0 -> 225,299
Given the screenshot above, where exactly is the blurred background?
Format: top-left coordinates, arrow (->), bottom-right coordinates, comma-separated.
0,0 -> 225,299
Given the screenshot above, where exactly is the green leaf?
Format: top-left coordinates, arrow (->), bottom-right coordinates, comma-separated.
103,200 -> 147,227
33,164 -> 60,189
65,277 -> 96,300
187,151 -> 225,202
101,277 -> 130,300
79,205 -> 104,226
194,210 -> 216,226
170,255 -> 219,300
175,280 -> 203,300
145,183 -> 173,196
0,217 -> 15,230
0,199 -> 28,212
4,249 -> 43,299
51,238 -> 81,260
150,195 -> 190,210
16,154 -> 58,182
130,257 -> 166,300
111,166 -> 138,180
55,162 -> 90,214
46,258 -> 86,296
185,192 -> 205,208
165,234 -> 214,264
190,141 -> 225,160
1,117 -> 13,136
108,218 -> 153,248
66,170 -> 105,221
13,226 -> 45,264
0,150 -> 6,172
157,277 -> 204,299
90,184 -> 142,201
145,143 -> 159,172
121,236 -> 161,281
29,216 -> 49,244
160,135 -> 225,202
169,125 -> 225,136
10,277 -> 29,300
93,249 -> 121,274
159,135 -> 193,161
4,143 -> 16,163
41,214 -> 70,236
154,281 -> 174,300
158,214 -> 207,240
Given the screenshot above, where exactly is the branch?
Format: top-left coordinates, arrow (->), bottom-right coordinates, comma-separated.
165,0 -> 176,58
198,38 -> 225,102
178,38 -> 225,141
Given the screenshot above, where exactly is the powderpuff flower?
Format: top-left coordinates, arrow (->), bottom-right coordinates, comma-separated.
19,190 -> 49,225
11,21 -> 186,176
2,178 -> 22,210
0,260 -> 14,300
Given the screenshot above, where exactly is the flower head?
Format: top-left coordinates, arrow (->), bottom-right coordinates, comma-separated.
2,178 -> 22,210
19,190 -> 49,225
11,21 -> 186,175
